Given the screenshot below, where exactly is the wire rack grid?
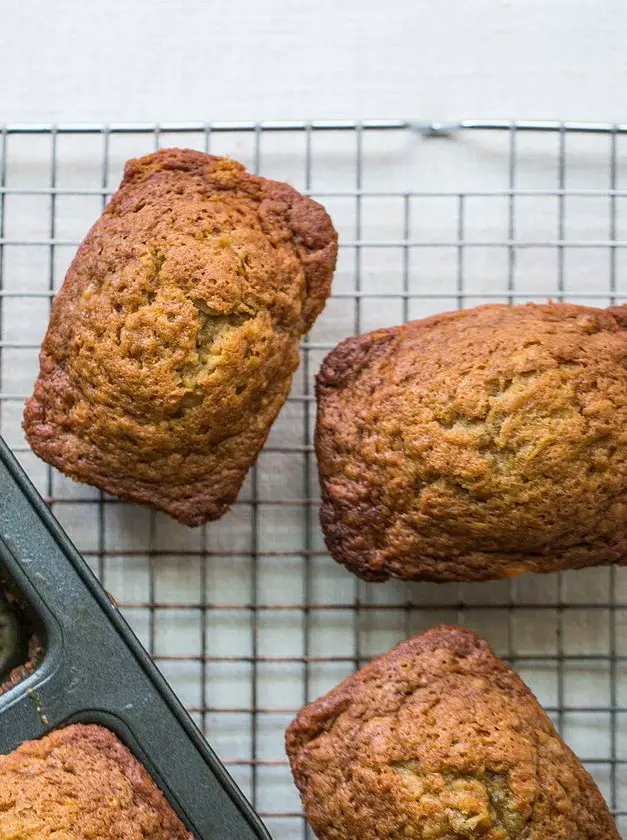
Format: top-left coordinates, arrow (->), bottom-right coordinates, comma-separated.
0,119 -> 626,839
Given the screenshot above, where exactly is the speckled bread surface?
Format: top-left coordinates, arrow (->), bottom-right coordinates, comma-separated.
316,302 -> 627,582
0,724 -> 192,838
286,626 -> 620,840
24,148 -> 337,525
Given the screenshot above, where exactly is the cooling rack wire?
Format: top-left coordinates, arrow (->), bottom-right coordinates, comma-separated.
1,119 -> 626,838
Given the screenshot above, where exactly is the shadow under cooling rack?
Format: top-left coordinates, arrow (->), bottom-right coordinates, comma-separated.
0,120 -> 626,839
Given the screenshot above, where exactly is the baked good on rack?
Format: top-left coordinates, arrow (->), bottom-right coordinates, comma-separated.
0,723 -> 191,838
316,302 -> 627,582
286,625 -> 620,840
23,148 -> 337,526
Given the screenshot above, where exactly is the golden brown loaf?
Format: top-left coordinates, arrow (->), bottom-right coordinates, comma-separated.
286,626 -> 619,840
0,632 -> 42,697
24,148 -> 337,525
0,724 -> 192,838
316,302 -> 627,582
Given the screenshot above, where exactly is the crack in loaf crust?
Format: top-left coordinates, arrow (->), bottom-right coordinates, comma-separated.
0,724 -> 192,838
286,626 -> 620,840
23,148 -> 337,525
316,303 -> 627,582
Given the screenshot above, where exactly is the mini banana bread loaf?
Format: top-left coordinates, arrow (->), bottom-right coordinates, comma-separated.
0,724 -> 191,838
286,626 -> 619,840
316,302 -> 627,581
24,148 -> 337,525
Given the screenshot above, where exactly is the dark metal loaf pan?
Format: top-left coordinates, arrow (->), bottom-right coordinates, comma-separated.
0,435 -> 271,840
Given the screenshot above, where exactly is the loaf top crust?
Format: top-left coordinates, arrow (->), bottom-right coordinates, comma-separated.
316,302 -> 627,581
24,149 -> 337,524
0,724 -> 192,838
286,625 -> 620,840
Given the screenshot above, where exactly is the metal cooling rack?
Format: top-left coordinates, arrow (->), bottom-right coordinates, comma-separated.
1,119 -> 626,839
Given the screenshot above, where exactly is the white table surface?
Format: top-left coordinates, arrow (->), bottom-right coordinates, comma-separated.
1,0 -> 626,125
